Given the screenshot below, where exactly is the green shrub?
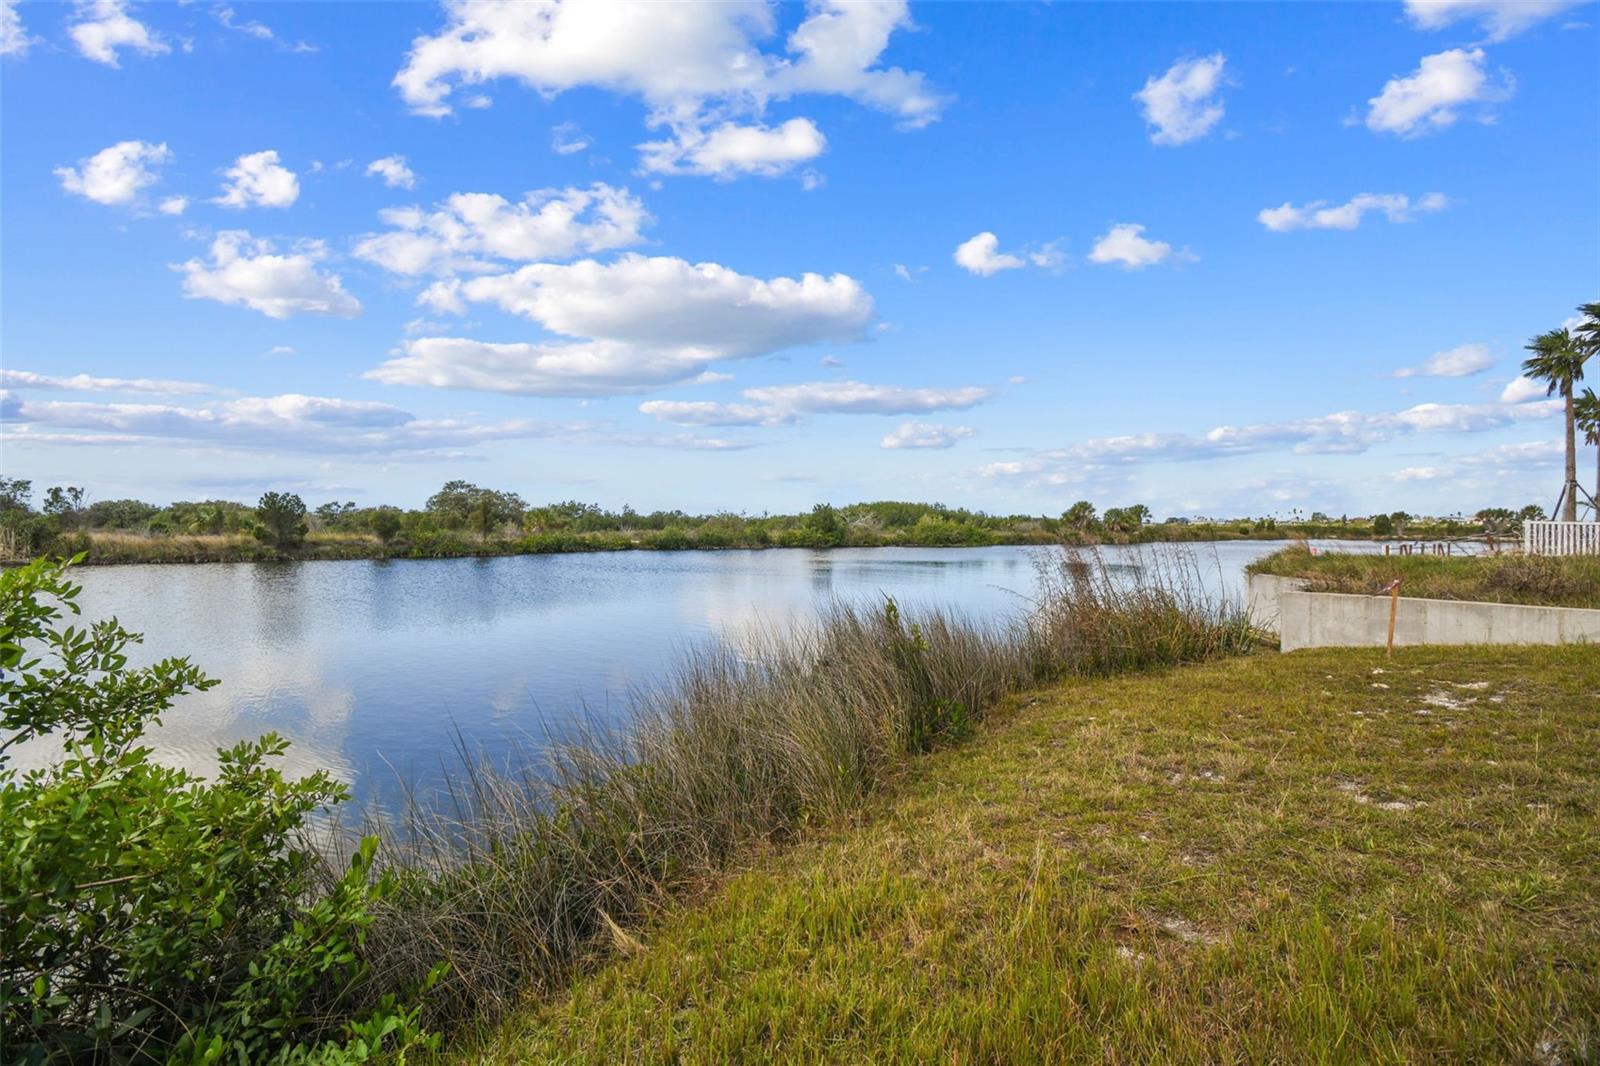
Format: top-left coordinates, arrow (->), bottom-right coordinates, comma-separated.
253,492 -> 309,552
0,557 -> 434,1063
400,528 -> 474,558
644,527 -> 692,550
0,512 -> 61,558
368,508 -> 403,545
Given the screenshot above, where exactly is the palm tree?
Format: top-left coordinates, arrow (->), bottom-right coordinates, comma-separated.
1570,302 -> 1600,519
1522,327 -> 1588,521
1573,301 -> 1600,359
1576,386 -> 1600,522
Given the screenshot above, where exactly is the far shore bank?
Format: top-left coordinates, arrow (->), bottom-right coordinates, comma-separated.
1,527 -> 1421,568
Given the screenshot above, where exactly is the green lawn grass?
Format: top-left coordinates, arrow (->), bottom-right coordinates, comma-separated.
1250,546 -> 1600,609
459,646 -> 1600,1063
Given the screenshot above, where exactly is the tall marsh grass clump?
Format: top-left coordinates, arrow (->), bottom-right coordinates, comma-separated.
355,546 -> 1254,1032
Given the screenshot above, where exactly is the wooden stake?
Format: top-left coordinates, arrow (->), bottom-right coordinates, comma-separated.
1385,578 -> 1401,655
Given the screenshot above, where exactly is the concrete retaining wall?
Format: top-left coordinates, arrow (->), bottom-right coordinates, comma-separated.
1246,573 -> 1600,651
1245,573 -> 1302,631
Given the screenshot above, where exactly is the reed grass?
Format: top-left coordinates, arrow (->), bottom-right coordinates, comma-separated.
348,547 -> 1254,1032
473,645 -> 1600,1062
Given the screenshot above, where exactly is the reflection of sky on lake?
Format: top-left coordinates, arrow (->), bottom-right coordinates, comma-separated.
12,541 -> 1378,814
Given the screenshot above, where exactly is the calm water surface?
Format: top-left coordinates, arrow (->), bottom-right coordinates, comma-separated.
24,541 -> 1375,811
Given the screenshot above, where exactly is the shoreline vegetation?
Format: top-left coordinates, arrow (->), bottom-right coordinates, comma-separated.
3,547 -> 1255,1061
1249,544 -> 1600,609
470,644 -> 1600,1062
0,477 -> 1551,567
7,545 -> 1597,1060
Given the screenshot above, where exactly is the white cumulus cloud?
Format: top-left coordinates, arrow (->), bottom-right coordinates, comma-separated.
213,4 -> 273,40
175,231 -> 362,320
369,254 -> 874,396
55,140 -> 170,205
1134,53 -> 1227,146
395,0 -> 942,122
551,121 -> 591,155
391,0 -> 943,175
638,400 -> 798,427
2,0 -> 34,57
740,380 -> 988,414
365,155 -> 416,189
976,394 -> 1560,486
1365,48 -> 1512,138
880,421 -> 975,449
0,389 -> 747,457
640,380 -> 987,427
953,232 -> 1025,276
640,117 -> 826,178
1500,375 -> 1548,404
1258,191 -> 1449,232
353,183 -> 649,277
1403,0 -> 1580,42
1394,343 -> 1493,378
1088,223 -> 1188,269
68,0 -> 166,66
0,369 -> 215,394
215,149 -> 300,209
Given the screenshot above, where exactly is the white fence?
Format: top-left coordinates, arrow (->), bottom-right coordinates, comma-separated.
1524,521 -> 1600,556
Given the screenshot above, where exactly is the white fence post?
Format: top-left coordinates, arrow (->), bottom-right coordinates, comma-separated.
1524,521 -> 1600,556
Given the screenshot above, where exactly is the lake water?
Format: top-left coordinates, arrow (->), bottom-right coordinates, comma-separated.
16,540 -> 1379,811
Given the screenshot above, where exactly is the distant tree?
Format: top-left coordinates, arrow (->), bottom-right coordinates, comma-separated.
188,504 -> 227,535
1371,513 -> 1394,536
41,487 -> 86,527
1522,326 -> 1589,521
470,497 -> 495,540
83,499 -> 159,529
1101,505 -> 1149,533
1309,511 -> 1331,523
368,507 -> 402,544
1576,386 -> 1600,523
314,501 -> 358,530
0,478 -> 33,513
1388,511 -> 1411,537
1061,501 -> 1097,530
425,480 -> 525,534
253,492 -> 307,551
1518,504 -> 1546,523
803,503 -> 847,546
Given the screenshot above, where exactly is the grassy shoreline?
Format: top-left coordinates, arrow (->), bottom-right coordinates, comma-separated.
8,526 -> 1407,568
345,549 -> 1255,1039
462,645 -> 1600,1062
1249,544 -> 1600,609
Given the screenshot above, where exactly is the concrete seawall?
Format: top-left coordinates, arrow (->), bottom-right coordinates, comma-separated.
1246,573 -> 1600,651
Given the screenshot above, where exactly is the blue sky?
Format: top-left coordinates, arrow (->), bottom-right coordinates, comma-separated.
2,0 -> 1596,518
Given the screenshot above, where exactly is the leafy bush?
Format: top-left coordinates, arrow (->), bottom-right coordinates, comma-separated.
254,492 -> 309,552
0,557 -> 434,1063
0,513 -> 62,559
644,527 -> 692,550
368,508 -> 403,545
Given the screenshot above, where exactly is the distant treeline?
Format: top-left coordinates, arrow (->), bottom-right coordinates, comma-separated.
0,476 -> 1550,565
